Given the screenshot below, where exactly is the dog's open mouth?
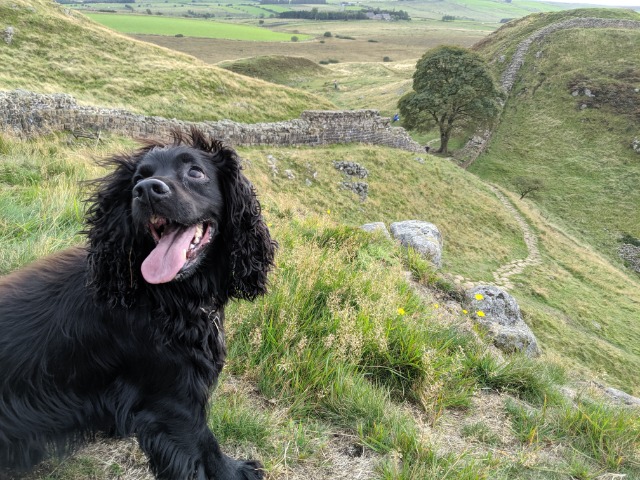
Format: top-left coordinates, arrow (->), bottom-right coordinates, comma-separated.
141,215 -> 213,284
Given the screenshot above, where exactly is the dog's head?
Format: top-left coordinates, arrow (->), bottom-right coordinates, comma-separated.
85,128 -> 276,308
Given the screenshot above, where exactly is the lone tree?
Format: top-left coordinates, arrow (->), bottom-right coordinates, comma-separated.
513,176 -> 544,199
398,46 -> 502,154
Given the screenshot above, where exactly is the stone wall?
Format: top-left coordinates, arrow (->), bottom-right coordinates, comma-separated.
0,90 -> 424,153
500,18 -> 640,93
460,17 -> 640,167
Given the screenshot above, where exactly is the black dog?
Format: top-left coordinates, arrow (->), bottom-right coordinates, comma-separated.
0,128 -> 276,479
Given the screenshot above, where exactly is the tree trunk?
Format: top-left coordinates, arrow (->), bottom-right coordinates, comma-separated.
437,131 -> 450,154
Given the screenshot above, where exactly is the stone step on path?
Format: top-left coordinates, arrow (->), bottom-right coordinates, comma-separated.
453,185 -> 541,291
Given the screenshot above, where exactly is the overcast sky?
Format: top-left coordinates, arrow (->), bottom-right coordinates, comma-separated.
538,0 -> 640,5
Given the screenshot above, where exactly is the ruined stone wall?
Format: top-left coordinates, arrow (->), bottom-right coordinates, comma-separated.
0,90 -> 424,153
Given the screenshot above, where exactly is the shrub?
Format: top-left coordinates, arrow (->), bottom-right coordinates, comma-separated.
175,33 -> 184,38
323,31 -> 332,37
258,19 -> 264,25
319,60 -> 329,65
368,39 -> 379,43
383,56 -> 392,62
291,36 -> 299,42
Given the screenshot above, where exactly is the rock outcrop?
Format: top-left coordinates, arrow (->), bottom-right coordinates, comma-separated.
465,285 -> 540,358
390,221 -> 443,268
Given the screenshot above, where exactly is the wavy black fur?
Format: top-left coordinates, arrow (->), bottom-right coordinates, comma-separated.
0,128 -> 276,479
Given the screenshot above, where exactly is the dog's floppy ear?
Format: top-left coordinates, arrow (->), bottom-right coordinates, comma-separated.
214,146 -> 276,301
84,148 -> 152,307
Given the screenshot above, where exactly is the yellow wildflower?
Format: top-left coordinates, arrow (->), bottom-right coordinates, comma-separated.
327,209 -> 331,214
475,293 -> 484,300
477,311 -> 485,317
433,303 -> 439,309
397,308 -> 406,316
462,309 -> 468,314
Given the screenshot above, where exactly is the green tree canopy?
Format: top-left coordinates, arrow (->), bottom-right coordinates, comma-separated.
398,46 -> 502,154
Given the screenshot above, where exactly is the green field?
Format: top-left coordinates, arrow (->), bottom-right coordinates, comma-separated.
85,13 -> 311,41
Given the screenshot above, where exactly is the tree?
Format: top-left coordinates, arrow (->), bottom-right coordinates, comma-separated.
398,46 -> 502,154
513,176 -> 544,199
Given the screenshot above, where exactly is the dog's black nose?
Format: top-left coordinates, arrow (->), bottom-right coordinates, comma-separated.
133,179 -> 171,203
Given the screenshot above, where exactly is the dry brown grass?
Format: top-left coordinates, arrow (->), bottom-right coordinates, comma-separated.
134,21 -> 490,65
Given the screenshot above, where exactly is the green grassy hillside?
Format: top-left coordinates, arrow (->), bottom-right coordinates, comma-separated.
0,0 -> 332,122
465,8 -> 640,394
3,133 -> 639,479
2,5 -> 640,478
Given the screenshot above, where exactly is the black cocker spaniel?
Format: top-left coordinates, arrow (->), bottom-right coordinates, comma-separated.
0,128 -> 276,480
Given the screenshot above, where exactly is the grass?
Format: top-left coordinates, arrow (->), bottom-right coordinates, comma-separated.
0,0 -> 332,123
2,130 -> 639,478
85,13 -> 310,41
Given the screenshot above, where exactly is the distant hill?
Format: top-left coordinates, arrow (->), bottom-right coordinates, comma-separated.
0,0 -> 333,122
219,55 -> 330,86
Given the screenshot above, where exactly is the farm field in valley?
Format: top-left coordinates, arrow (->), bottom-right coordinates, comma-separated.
133,19 -> 493,64
84,13 -> 309,40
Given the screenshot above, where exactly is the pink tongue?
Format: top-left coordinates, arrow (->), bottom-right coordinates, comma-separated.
141,224 -> 197,284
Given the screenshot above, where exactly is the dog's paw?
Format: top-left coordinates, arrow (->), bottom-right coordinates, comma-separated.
236,460 -> 263,480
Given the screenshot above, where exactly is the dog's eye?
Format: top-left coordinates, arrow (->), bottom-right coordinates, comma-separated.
188,166 -> 205,179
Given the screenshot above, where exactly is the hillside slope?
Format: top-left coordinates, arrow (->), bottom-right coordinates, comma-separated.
463,9 -> 640,393
0,0 -> 333,122
471,8 -> 640,260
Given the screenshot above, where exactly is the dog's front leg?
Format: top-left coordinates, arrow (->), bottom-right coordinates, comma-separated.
135,405 -> 263,480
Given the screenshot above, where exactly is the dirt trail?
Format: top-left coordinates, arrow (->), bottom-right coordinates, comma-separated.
453,185 -> 541,291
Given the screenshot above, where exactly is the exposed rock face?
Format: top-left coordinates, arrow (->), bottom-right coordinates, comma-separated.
0,90 -> 424,153
390,220 -> 443,268
465,285 -> 540,358
632,137 -> 640,154
619,243 -> 640,273
4,26 -> 14,45
360,222 -> 391,238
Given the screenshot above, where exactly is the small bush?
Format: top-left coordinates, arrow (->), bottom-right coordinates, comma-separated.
383,56 -> 392,62
291,36 -> 299,42
175,33 -> 184,38
258,19 -> 264,25
319,60 -> 329,65
620,232 -> 640,246
368,39 -> 378,43
327,58 -> 339,64
323,31 -> 332,37
319,40 -> 325,44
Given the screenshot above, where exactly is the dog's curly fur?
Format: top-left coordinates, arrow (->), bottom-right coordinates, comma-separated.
0,129 -> 276,479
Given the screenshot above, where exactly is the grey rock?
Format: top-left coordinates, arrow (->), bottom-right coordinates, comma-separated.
632,137 -> 640,154
284,169 -> 295,180
619,243 -> 640,273
333,161 -> 369,178
390,220 -> 443,268
465,285 -> 541,358
341,181 -> 368,201
572,90 -> 579,96
360,222 -> 391,238
4,26 -> 14,45
584,88 -> 594,98
603,387 -> 640,406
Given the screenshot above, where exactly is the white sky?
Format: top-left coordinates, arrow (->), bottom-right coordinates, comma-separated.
538,0 -> 640,5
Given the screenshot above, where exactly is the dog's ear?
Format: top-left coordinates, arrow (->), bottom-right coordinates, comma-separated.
214,147 -> 276,301
84,149 -> 151,307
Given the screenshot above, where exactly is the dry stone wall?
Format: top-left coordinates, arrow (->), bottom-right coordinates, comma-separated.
0,90 -> 423,153
461,17 -> 640,167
